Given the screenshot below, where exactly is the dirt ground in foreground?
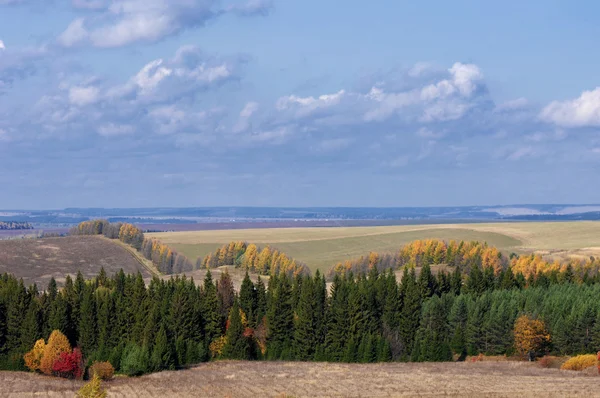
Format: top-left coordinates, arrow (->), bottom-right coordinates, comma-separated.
1,360 -> 599,398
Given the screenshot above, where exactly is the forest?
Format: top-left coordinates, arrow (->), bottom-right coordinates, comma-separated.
1,255 -> 600,376
0,221 -> 33,230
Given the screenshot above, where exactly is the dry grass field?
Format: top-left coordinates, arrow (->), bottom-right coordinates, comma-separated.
149,221 -> 600,273
1,360 -> 599,397
0,236 -> 151,287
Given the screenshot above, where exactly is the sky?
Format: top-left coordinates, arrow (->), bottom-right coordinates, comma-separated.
1,0 -> 600,209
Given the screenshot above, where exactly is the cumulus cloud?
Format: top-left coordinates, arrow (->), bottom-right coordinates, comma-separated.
0,40 -> 5,51
273,62 -> 487,125
540,87 -> 600,127
59,0 -> 272,48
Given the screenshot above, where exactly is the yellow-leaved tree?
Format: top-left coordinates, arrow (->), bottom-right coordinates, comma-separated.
513,315 -> 551,361
40,330 -> 72,375
24,339 -> 46,372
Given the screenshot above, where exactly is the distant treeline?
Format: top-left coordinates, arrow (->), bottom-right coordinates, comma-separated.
329,239 -> 600,281
199,242 -> 310,277
2,260 -> 600,374
0,221 -> 33,230
70,220 -> 192,275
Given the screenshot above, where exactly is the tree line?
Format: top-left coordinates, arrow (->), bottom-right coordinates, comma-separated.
0,221 -> 33,230
328,239 -> 600,281
70,220 -> 192,275
199,242 -> 310,277
3,255 -> 600,374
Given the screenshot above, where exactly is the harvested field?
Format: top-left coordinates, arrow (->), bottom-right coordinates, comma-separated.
1,360 -> 599,397
149,221 -> 600,273
0,236 -> 150,287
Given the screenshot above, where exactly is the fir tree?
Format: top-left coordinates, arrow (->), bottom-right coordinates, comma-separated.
222,300 -> 251,360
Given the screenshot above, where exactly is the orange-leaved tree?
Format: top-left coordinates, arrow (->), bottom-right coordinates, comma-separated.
24,339 -> 46,372
39,330 -> 72,375
513,315 -> 551,360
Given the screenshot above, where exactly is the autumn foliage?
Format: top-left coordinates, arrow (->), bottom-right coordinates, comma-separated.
560,354 -> 598,371
23,339 -> 46,372
52,348 -> 84,379
88,361 -> 115,381
24,330 -> 84,379
200,242 -> 310,277
513,315 -> 551,360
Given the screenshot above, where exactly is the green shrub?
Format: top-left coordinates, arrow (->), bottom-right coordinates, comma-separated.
120,344 -> 149,376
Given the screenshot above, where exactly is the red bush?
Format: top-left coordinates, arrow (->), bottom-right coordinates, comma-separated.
52,347 -> 84,379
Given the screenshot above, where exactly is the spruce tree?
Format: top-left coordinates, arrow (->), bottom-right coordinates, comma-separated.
293,277 -> 317,360
202,271 -> 222,344
151,324 -> 174,371
266,274 -> 293,359
399,268 -> 421,359
222,300 -> 251,360
79,285 -> 97,356
239,272 -> 256,327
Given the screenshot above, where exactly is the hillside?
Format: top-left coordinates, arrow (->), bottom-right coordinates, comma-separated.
0,236 -> 151,287
148,221 -> 600,273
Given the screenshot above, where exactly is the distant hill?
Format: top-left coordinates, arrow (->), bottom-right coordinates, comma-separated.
0,236 -> 151,287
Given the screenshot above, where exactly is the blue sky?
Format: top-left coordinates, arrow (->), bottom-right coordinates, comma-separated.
1,0 -> 600,209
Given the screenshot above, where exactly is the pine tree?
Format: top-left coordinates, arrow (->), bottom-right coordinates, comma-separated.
20,299 -> 41,351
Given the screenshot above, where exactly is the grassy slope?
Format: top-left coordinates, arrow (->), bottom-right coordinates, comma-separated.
149,221 -> 600,273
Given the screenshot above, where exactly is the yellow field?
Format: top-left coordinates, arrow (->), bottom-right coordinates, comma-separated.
148,221 -> 600,273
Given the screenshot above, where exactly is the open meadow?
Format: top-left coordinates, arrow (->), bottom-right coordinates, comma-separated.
1,360 -> 599,397
149,221 -> 600,273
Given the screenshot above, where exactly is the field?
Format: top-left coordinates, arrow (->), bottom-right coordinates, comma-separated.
148,221 -> 600,273
2,360 -> 599,397
0,236 -> 151,287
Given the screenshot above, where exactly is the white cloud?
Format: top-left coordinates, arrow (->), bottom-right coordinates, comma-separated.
314,138 -> 352,152
132,59 -> 172,93
540,87 -> 600,127
276,90 -> 345,112
233,102 -> 259,133
97,123 -> 134,136
0,40 -> 5,51
0,128 -> 9,142
58,0 -> 272,48
58,18 -> 88,47
68,85 -> 100,106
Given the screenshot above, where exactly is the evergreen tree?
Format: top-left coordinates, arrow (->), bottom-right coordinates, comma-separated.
78,285 -> 97,356
202,271 -> 221,344
222,300 -> 251,360
293,277 -> 317,360
399,268 -> 421,359
239,272 -> 256,327
151,324 -> 174,371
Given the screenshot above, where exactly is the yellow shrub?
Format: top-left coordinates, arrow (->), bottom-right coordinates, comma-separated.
560,354 -> 598,371
209,336 -> 227,358
24,339 -> 46,372
40,330 -> 72,375
77,373 -> 106,398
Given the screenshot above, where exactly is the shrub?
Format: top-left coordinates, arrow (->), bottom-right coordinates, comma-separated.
77,373 -> 106,398
52,348 -> 84,379
88,361 -> 114,381
40,330 -> 72,375
24,339 -> 46,372
538,355 -> 553,368
560,354 -> 598,371
120,344 -> 150,376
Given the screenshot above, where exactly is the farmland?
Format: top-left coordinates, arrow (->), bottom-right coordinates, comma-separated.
0,236 -> 151,287
2,360 -> 599,397
148,221 -> 600,273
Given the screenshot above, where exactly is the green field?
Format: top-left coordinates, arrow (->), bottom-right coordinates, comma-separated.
148,221 -> 600,273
